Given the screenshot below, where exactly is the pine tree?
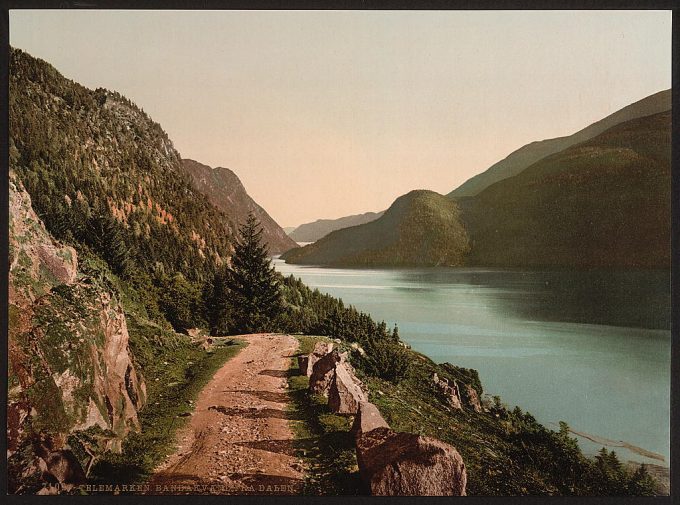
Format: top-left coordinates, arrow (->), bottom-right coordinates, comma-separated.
206,265 -> 233,336
225,213 -> 283,333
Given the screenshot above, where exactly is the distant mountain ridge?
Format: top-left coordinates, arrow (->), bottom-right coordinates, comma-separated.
285,100 -> 670,269
289,211 -> 385,242
448,89 -> 671,198
282,191 -> 469,267
180,159 -> 297,254
460,110 -> 670,268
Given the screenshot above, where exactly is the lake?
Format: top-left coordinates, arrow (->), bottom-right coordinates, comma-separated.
273,258 -> 671,466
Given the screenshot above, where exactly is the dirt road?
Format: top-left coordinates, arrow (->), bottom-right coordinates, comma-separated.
149,333 -> 304,495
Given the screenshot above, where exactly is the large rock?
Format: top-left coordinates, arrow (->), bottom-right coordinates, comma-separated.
8,173 -> 146,492
432,373 -> 463,410
356,427 -> 467,496
350,401 -> 390,438
305,341 -> 334,377
309,349 -> 342,396
328,363 -> 368,415
463,384 -> 483,413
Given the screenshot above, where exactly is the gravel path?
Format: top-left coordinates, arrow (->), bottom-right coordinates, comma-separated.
149,333 -> 304,495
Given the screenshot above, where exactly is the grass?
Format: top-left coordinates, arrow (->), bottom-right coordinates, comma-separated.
88,329 -> 246,485
286,336 -> 365,495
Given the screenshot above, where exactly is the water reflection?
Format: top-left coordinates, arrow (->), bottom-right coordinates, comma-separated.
273,259 -> 671,464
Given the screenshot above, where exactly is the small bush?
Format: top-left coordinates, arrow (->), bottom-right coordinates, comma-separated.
358,338 -> 410,384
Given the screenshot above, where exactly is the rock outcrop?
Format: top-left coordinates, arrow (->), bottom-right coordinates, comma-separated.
355,427 -> 467,496
305,341 -> 334,377
432,373 -> 463,410
300,337 -> 468,496
463,384 -> 483,413
8,173 -> 146,493
350,401 -> 390,438
328,362 -> 368,415
308,349 -> 343,396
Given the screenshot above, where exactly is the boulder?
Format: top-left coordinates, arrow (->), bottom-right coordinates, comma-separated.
432,373 -> 463,410
463,384 -> 483,413
356,427 -> 467,496
350,401 -> 389,438
306,341 -> 334,377
309,350 -> 342,396
328,363 -> 368,415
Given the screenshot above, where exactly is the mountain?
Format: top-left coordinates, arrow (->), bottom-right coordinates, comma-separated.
9,48 -> 234,283
448,89 -> 671,198
284,109 -> 670,269
289,210 -> 385,243
281,191 -> 469,267
179,159 -> 297,254
283,227 -> 297,235
459,110 -> 671,268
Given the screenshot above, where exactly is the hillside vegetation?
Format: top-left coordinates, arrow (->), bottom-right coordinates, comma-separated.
448,89 -> 670,197
282,190 -> 470,267
180,159 -> 297,254
460,111 -> 671,268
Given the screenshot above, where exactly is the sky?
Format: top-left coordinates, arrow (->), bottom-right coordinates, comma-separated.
10,10 -> 672,228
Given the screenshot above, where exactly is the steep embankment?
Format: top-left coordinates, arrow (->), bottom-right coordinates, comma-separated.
8,172 -> 146,493
180,159 -> 297,254
282,191 -> 469,267
150,334 -> 304,494
448,89 -> 671,198
460,111 -> 671,268
289,211 -> 384,243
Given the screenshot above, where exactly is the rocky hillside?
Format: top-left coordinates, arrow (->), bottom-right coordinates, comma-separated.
289,211 -> 384,243
449,89 -> 671,198
8,172 -> 146,493
180,159 -> 297,254
460,111 -> 671,268
282,191 -> 469,267
10,47 -> 234,282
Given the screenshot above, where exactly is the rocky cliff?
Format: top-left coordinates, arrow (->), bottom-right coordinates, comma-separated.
180,159 -> 297,254
8,172 -> 146,493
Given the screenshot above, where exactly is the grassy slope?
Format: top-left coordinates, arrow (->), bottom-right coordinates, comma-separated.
282,190 -> 469,267
460,111 -> 671,268
287,337 -> 657,496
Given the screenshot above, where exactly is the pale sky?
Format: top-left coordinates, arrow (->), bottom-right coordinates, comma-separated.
11,10 -> 672,228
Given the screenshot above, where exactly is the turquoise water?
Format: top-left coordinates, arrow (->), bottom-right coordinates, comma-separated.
273,258 -> 671,465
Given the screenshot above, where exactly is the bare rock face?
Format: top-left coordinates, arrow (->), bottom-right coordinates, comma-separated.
350,401 -> 390,438
328,363 -> 368,415
306,341 -> 334,377
8,173 -> 146,492
9,176 -> 78,298
356,427 -> 467,496
463,384 -> 483,413
309,349 -> 342,396
432,373 -> 463,410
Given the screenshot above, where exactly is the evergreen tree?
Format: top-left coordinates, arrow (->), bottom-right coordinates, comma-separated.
225,213 -> 283,333
206,265 -> 233,335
